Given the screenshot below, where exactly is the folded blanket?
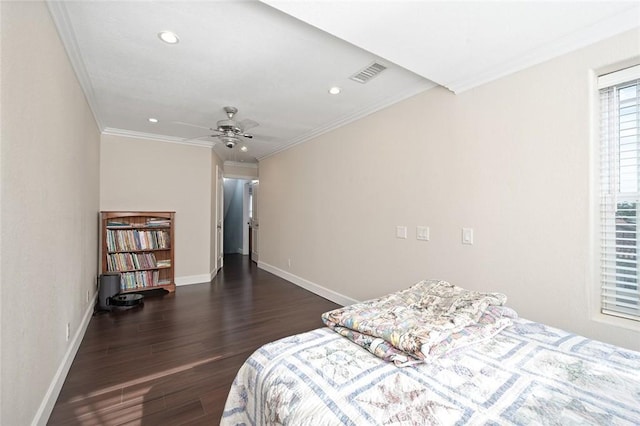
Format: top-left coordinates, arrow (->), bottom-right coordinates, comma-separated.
321,280 -> 516,366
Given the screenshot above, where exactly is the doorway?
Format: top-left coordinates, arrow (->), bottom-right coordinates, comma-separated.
249,180 -> 259,263
223,178 -> 251,256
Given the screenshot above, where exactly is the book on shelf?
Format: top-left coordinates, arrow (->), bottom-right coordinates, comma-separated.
106,229 -> 171,252
146,217 -> 171,227
119,269 -> 160,290
106,252 -> 158,272
156,259 -> 171,268
107,221 -> 130,227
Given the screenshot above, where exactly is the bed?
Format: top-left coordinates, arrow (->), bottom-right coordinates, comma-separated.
221,280 -> 640,425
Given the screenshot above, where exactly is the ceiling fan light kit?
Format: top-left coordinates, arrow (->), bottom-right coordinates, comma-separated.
174,106 -> 259,150
221,135 -> 238,149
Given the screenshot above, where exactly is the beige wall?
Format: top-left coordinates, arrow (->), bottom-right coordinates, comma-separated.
0,2 -> 100,424
224,161 -> 259,180
100,134 -> 215,284
259,29 -> 640,351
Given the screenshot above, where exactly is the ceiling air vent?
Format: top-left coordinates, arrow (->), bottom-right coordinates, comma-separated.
350,62 -> 387,84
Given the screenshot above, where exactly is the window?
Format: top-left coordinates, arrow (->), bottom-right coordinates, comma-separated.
599,65 -> 640,321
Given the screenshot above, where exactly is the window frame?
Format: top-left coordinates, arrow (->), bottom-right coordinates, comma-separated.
596,65 -> 640,324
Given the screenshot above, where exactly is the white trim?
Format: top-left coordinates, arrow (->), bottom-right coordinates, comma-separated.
31,293 -> 97,426
224,173 -> 258,180
46,1 -> 104,131
598,65 -> 640,89
223,160 -> 259,180
102,128 -> 215,148
224,161 -> 258,169
175,273 -> 213,286
596,65 -> 640,322
448,7 -> 640,94
257,261 -> 358,307
242,182 -> 250,255
257,82 -> 434,161
588,69 -> 601,322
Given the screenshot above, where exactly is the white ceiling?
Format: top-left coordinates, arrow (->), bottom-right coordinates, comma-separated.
47,1 -> 640,163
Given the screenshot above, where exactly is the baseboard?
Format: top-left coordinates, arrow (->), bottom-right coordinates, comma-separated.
175,273 -> 213,286
32,266 -> 353,424
32,292 -> 97,426
257,261 -> 358,307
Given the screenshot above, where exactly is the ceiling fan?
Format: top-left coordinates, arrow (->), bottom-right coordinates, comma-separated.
177,106 -> 259,149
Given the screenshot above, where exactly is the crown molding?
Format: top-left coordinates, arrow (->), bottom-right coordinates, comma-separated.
47,1 -> 104,130
102,128 -> 215,148
447,6 -> 640,94
258,80 -> 435,161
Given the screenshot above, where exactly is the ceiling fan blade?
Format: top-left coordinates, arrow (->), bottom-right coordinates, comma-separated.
239,119 -> 259,131
242,134 -> 253,139
181,135 -> 219,144
172,121 -> 216,131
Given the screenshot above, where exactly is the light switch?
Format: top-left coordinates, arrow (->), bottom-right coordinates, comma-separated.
396,226 -> 408,239
417,226 -> 430,241
462,227 -> 474,245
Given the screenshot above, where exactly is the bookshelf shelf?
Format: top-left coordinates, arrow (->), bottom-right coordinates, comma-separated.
101,211 -> 176,293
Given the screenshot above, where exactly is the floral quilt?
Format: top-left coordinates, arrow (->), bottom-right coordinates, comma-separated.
221,320 -> 640,425
321,280 -> 514,365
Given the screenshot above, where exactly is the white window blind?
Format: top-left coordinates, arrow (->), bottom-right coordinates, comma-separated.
599,65 -> 640,321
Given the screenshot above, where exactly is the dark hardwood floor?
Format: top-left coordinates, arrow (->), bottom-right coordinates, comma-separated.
48,255 -> 340,425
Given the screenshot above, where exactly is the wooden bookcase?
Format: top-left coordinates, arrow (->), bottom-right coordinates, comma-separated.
101,211 -> 176,293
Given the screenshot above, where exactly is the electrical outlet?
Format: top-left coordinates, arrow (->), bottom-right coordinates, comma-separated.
66,323 -> 70,342
287,258 -> 291,268
86,290 -> 90,303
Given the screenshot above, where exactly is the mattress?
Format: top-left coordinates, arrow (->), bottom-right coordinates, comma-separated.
221,318 -> 640,425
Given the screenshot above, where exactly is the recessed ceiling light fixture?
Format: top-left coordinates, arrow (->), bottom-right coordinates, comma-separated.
148,118 -> 158,123
158,31 -> 179,44
240,146 -> 248,152
328,86 -> 341,95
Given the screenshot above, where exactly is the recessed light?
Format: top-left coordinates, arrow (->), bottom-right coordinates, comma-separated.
158,31 -> 179,44
240,146 -> 248,152
328,86 -> 341,95
148,118 -> 158,123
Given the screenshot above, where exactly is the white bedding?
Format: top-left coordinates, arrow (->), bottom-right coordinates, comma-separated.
222,319 -> 640,425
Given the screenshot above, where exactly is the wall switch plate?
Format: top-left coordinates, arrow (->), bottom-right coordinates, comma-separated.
462,227 -> 474,245
396,226 -> 408,239
417,226 -> 430,241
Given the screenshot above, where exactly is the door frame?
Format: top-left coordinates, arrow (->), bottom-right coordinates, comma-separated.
243,181 -> 250,255
216,165 -> 224,271
249,180 -> 259,263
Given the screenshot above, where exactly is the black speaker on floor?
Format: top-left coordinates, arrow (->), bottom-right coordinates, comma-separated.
97,272 -> 121,311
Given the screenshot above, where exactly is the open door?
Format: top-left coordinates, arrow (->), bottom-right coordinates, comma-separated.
243,181 -> 250,255
249,181 -> 259,263
216,166 -> 224,270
